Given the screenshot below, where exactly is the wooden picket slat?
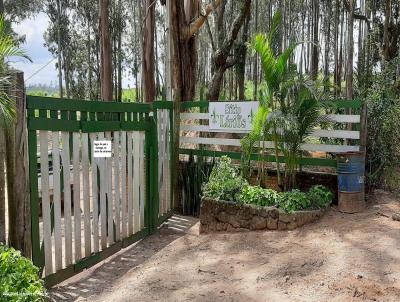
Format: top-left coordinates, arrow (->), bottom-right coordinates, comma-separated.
81,133 -> 91,257
98,133 -> 107,249
121,131 -> 127,237
105,132 -> 114,244
61,132 -> 72,266
133,132 -> 140,233
51,132 -> 62,271
72,132 -> 81,261
90,133 -> 99,253
127,132 -> 134,235
39,131 -> 53,275
113,131 -> 121,241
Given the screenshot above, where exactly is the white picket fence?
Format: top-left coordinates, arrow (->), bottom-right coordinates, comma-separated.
180,112 -> 361,154
38,130 -> 146,276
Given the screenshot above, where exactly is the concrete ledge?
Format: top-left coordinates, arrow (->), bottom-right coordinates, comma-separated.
199,198 -> 326,233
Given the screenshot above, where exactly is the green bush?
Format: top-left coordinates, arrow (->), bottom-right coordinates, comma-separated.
202,156 -> 247,202
307,185 -> 333,209
239,185 -> 278,207
277,190 -> 311,213
0,245 -> 46,302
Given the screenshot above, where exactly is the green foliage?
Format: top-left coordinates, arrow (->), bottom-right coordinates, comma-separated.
365,58 -> 400,191
180,154 -> 214,216
307,185 -> 334,209
239,185 -> 278,207
121,88 -> 138,102
0,16 -> 31,127
277,189 -> 311,213
0,245 -> 46,302
203,156 -> 248,202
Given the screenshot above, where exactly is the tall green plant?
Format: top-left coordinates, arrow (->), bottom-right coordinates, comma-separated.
0,15 -> 31,126
270,80 -> 324,190
242,11 -> 299,186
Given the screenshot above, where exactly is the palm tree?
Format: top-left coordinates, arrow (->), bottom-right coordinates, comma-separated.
0,15 -> 31,125
244,11 -> 325,191
242,11 -> 299,187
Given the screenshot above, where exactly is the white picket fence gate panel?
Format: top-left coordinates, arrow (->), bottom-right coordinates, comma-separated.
37,129 -> 146,277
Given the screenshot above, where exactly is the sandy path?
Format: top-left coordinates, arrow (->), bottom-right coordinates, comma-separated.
49,190 -> 400,302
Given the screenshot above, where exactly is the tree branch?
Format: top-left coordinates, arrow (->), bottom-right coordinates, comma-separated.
187,0 -> 222,39
343,0 -> 371,31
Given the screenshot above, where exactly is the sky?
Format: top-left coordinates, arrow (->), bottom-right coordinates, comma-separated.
10,13 -> 133,89
10,13 -> 59,87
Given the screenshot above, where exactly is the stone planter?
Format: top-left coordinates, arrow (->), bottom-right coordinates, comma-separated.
199,198 -> 326,233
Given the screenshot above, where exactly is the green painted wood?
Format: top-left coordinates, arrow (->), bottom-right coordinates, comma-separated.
28,118 -> 80,132
27,96 -> 151,113
120,121 -> 150,131
81,121 -> 120,132
121,228 -> 148,247
179,148 -> 337,168
28,125 -> 42,269
153,101 -> 174,110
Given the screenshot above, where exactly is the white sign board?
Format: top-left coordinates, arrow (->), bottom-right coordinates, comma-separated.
93,140 -> 112,158
209,101 -> 259,133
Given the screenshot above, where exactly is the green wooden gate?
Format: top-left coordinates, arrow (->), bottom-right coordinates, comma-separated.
26,96 -> 173,287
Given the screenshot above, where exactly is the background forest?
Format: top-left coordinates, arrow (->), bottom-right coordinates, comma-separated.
3,0 -> 400,191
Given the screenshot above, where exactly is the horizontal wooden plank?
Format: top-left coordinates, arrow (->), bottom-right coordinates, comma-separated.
153,101 -> 174,110
180,101 -> 209,109
28,118 -> 80,131
181,113 -> 360,124
81,121 -> 121,132
326,114 -> 360,123
180,113 -> 209,120
27,96 -> 151,113
180,125 -> 360,139
180,136 -> 360,153
180,99 -> 361,110
179,148 -> 338,168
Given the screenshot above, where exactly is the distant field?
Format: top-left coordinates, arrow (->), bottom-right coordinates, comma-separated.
26,88 -> 139,102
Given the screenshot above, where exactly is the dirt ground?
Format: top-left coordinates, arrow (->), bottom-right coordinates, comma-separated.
49,190 -> 400,302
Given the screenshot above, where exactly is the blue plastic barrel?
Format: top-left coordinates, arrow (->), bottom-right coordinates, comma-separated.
337,152 -> 365,192
337,151 -> 366,213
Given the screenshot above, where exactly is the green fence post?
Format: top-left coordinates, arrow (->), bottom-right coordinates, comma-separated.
27,105 -> 43,269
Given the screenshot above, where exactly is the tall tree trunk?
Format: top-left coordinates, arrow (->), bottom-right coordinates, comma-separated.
311,0 -> 319,79
87,12 -> 92,100
143,0 -> 156,104
253,0 -> 258,101
346,0 -> 354,101
324,0 -> 332,91
207,0 -> 252,100
334,0 -> 340,96
236,9 -> 251,100
100,0 -> 113,101
56,0 -> 64,98
383,0 -> 391,61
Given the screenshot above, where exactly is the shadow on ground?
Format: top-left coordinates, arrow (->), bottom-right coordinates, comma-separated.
49,215 -> 198,302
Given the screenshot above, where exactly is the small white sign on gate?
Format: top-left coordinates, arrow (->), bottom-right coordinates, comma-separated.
93,140 -> 112,158
209,101 -> 259,133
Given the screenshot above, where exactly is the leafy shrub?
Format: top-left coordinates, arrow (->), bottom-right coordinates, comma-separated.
0,245 -> 46,302
202,156 -> 247,202
239,185 -> 278,207
307,185 -> 333,209
277,190 -> 311,213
